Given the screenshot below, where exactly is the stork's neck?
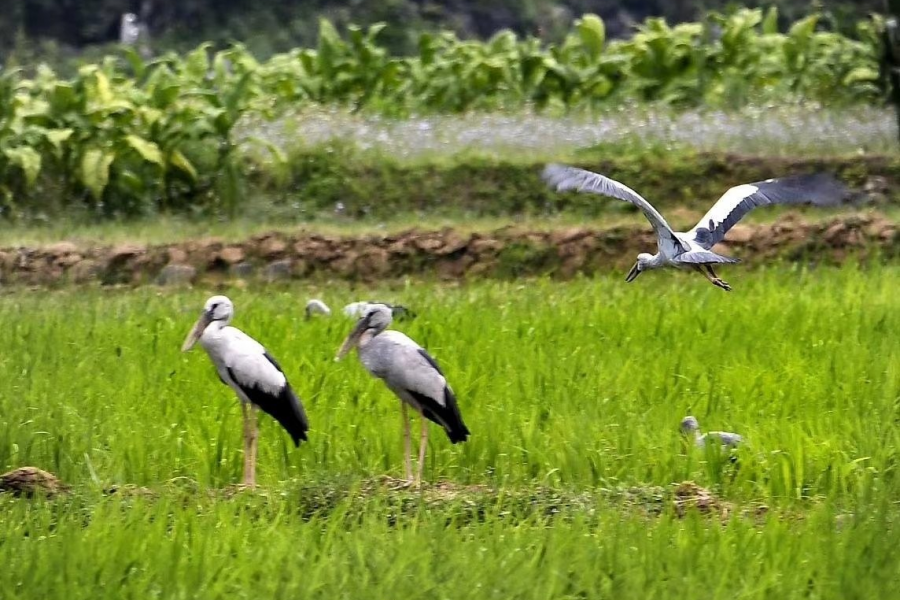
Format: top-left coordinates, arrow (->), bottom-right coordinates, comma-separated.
358,325 -> 386,348
646,253 -> 667,269
200,320 -> 228,343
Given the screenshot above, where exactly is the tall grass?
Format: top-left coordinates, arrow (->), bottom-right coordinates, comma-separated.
0,265 -> 898,597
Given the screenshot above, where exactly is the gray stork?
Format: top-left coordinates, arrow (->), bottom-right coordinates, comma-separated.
680,416 -> 742,450
335,304 -> 469,485
542,164 -> 850,290
303,299 -> 415,321
182,295 -> 309,487
343,301 -> 415,320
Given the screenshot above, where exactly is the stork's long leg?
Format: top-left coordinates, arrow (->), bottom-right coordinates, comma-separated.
247,404 -> 259,488
694,265 -> 732,292
240,402 -> 253,486
704,265 -> 732,292
402,403 -> 413,482
416,412 -> 429,486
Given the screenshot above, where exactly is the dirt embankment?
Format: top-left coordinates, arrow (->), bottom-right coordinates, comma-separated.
0,215 -> 895,287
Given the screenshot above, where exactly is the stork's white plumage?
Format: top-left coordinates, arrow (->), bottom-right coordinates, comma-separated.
335,304 -> 469,485
542,164 -> 850,290
182,295 -> 308,487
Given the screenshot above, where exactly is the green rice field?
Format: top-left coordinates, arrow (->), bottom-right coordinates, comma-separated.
1,264 -> 899,598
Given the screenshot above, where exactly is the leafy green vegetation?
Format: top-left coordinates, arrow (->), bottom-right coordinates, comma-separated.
1,267 -> 899,597
0,11 -> 884,220
2,0 -> 882,58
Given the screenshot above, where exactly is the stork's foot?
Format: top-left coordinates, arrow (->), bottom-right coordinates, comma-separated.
711,278 -> 732,292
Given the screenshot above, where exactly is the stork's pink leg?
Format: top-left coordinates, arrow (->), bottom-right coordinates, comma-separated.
416,412 -> 429,487
246,404 -> 259,488
240,402 -> 253,486
402,403 -> 413,482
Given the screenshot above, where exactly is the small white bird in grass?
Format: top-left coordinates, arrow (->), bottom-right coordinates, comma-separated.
304,299 -> 332,319
335,303 -> 469,486
680,416 -> 742,450
182,295 -> 309,487
542,164 -> 850,291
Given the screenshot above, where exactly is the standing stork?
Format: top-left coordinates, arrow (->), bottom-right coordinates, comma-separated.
182,295 -> 309,487
542,164 -> 850,290
335,304 -> 469,485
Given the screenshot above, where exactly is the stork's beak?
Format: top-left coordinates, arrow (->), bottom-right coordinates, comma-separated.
181,310 -> 213,352
625,262 -> 641,283
335,316 -> 369,361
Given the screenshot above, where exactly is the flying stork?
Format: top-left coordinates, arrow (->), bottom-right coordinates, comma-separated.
182,295 -> 309,487
542,164 -> 850,290
335,303 -> 469,485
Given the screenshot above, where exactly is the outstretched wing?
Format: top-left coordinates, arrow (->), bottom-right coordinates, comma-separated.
542,164 -> 688,251
690,173 -> 849,249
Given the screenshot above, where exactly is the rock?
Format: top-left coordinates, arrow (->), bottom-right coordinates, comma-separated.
70,259 -> 102,283
355,247 -> 390,277
0,467 -> 69,497
56,253 -> 83,268
218,246 -> 245,265
550,227 -> 590,245
229,262 -> 255,278
167,247 -> 188,264
46,241 -> 78,256
824,222 -> 847,243
437,234 -> 468,256
110,243 -> 144,261
469,237 -> 503,255
259,237 -> 288,259
264,259 -> 293,281
725,225 -> 753,244
156,264 -> 196,286
413,236 -> 444,252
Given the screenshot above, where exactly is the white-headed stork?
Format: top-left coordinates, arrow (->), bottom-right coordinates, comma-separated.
335,303 -> 469,485
542,164 -> 851,290
182,295 -> 308,487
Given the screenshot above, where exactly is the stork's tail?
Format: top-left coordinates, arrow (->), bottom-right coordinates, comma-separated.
439,387 -> 470,444
270,384 -> 309,447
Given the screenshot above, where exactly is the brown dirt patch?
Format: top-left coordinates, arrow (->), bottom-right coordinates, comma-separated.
0,466 -> 69,497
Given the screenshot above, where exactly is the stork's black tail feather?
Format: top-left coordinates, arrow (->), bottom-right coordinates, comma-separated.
440,386 -> 470,444
243,381 -> 309,447
410,386 -> 470,444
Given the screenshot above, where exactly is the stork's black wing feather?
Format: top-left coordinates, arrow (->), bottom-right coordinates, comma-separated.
225,353 -> 309,447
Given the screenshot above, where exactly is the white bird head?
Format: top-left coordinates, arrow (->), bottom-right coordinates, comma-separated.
626,252 -> 656,283
680,415 -> 701,435
181,295 -> 234,352
335,303 -> 393,361
305,299 -> 332,319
